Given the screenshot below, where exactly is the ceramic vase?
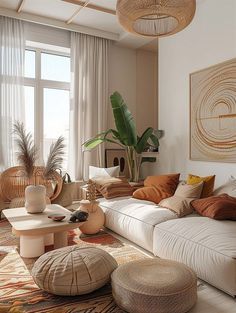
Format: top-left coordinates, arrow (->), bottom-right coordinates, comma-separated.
25,185 -> 47,214
79,200 -> 105,234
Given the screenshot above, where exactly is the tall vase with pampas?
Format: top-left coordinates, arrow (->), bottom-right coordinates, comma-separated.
13,122 -> 46,213
13,122 -> 65,213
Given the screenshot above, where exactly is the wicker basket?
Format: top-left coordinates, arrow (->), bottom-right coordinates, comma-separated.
52,182 -> 76,207
0,166 -> 63,202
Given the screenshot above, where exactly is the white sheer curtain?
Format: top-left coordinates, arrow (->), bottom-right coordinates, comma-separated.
0,17 -> 25,171
69,32 -> 110,180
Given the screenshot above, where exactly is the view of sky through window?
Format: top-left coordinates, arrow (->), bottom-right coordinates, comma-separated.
24,49 -> 70,169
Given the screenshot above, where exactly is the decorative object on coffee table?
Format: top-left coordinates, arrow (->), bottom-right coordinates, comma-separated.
25,184 -> 47,214
32,246 -> 118,296
69,210 -> 88,223
2,204 -> 84,258
111,258 -> 197,313
48,214 -> 66,222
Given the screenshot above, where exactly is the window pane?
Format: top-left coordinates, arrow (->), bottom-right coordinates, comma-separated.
41,53 -> 70,82
24,86 -> 34,136
43,88 -> 69,169
25,50 -> 35,78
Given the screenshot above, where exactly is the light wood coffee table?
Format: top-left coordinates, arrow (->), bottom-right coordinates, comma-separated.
3,204 -> 83,258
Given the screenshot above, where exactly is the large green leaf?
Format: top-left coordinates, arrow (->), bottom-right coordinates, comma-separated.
83,129 -> 124,149
149,134 -> 159,148
135,127 -> 154,154
110,92 -> 137,146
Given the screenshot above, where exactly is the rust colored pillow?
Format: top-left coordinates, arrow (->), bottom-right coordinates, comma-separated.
191,194 -> 236,220
133,173 -> 180,204
133,186 -> 164,204
187,174 -> 215,198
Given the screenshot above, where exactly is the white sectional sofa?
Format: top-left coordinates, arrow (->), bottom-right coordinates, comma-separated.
99,196 -> 236,297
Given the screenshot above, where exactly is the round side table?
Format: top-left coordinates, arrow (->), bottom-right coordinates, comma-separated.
79,200 -> 105,235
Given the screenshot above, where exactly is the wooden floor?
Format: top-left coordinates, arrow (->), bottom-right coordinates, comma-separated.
108,229 -> 236,313
190,281 -> 236,313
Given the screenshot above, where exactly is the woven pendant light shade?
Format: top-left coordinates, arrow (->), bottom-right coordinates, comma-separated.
116,0 -> 196,37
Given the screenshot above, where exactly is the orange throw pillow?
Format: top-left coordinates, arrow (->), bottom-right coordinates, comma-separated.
133,173 -> 180,204
187,174 -> 215,198
133,186 -> 164,204
191,194 -> 236,220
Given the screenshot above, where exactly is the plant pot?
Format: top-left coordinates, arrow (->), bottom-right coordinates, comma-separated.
79,200 -> 105,235
25,185 -> 47,214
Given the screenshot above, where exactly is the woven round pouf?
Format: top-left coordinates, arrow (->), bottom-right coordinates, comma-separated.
32,246 -> 118,296
111,258 -> 197,313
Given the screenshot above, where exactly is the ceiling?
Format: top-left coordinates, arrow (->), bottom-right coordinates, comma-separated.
0,0 -> 157,50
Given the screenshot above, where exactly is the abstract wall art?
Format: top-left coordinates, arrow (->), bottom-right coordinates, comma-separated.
105,149 -> 129,178
190,58 -> 236,162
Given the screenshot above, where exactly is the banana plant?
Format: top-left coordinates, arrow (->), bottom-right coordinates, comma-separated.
83,91 -> 163,182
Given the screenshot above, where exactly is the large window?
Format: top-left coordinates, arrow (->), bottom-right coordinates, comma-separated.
24,48 -> 70,169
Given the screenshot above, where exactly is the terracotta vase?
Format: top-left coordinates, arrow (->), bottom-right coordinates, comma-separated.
25,185 -> 47,214
79,200 -> 105,235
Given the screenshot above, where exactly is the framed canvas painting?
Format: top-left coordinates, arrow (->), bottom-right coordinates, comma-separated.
190,58 -> 236,162
105,149 -> 129,178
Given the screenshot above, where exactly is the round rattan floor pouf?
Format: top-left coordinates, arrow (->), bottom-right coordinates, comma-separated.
111,258 -> 197,313
32,246 -> 118,296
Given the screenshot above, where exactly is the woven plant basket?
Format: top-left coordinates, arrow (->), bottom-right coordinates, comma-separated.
52,173 -> 75,207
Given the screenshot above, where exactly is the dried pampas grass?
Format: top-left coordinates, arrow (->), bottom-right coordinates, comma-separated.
44,136 -> 65,179
13,121 -> 37,178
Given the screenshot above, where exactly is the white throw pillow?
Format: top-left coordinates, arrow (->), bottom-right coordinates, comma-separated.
89,166 -> 120,179
214,176 -> 236,197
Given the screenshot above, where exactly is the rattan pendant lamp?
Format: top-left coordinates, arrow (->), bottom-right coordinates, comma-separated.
116,0 -> 196,37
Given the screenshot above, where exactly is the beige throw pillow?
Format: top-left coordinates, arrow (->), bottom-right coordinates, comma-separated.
159,182 -> 203,217
213,176 -> 236,197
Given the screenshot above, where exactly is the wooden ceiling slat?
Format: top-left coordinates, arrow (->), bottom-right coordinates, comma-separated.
63,0 -> 116,16
17,0 -> 26,13
66,0 -> 91,24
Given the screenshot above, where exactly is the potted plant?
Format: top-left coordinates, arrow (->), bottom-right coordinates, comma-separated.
83,92 -> 164,182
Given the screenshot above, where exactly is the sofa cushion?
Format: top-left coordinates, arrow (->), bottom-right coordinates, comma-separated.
191,194 -> 236,220
92,177 -> 133,199
159,182 -> 203,217
99,197 -> 177,252
214,176 -> 236,197
133,173 -> 180,204
89,165 -> 119,179
153,216 -> 236,295
132,186 -> 163,204
187,174 -> 215,198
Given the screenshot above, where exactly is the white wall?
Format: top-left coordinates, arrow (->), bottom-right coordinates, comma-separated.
158,0 -> 236,187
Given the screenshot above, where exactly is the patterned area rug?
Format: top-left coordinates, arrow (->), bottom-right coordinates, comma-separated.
0,220 -> 148,313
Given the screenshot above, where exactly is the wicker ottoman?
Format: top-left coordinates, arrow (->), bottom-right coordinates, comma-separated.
32,246 -> 118,296
111,258 -> 197,313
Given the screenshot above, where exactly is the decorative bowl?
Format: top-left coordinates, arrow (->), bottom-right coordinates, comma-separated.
48,214 -> 66,222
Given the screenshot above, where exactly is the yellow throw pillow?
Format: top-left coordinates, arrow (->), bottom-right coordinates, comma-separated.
187,174 -> 215,198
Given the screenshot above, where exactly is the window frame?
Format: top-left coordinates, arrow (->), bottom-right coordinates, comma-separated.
24,46 -> 70,164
